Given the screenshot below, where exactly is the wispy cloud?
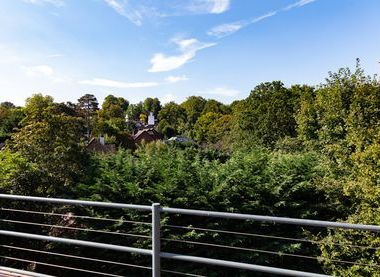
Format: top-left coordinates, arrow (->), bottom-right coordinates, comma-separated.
251,11 -> 277,23
23,65 -> 54,78
103,0 -> 144,26
284,0 -> 317,11
79,78 -> 159,88
186,0 -> 230,14
23,0 -> 65,7
200,86 -> 241,97
80,75 -> 189,89
103,0 -> 230,25
149,38 -> 216,73
208,0 -> 316,39
207,22 -> 244,38
208,11 -> 277,38
165,75 -> 189,83
209,0 -> 230,14
22,65 -> 65,83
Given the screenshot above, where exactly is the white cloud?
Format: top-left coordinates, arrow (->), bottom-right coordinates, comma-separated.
104,0 -> 143,26
79,78 -> 159,88
22,65 -> 65,83
208,22 -> 244,38
208,11 -> 277,38
201,86 -> 241,97
149,53 -> 193,73
165,75 -> 189,83
187,0 -> 230,14
24,65 -> 54,78
149,38 -> 216,73
23,0 -> 65,7
103,0 -> 230,25
284,0 -> 317,11
209,0 -> 230,14
207,0 -> 316,39
251,11 -> 277,23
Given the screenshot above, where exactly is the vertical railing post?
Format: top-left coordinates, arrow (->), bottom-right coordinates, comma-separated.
152,203 -> 161,277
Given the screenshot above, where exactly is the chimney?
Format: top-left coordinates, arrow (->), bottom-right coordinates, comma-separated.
148,112 -> 155,126
99,134 -> 105,145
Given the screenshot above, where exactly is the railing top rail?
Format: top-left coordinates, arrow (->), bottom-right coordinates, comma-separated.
1,194 -> 379,232
0,230 -> 152,255
0,194 -> 151,211
161,207 -> 380,232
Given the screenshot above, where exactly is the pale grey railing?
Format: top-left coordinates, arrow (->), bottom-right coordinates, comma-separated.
0,194 -> 379,277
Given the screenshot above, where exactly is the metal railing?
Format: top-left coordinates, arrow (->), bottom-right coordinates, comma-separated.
0,194 -> 379,277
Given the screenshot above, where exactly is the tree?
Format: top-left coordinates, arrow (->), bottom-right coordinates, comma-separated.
126,102 -> 143,121
94,95 -> 129,139
236,81 -> 297,147
77,94 -> 99,114
295,85 -> 319,146
208,114 -> 234,145
202,99 -> 230,115
10,94 -> 87,193
0,102 -> 16,109
181,96 -> 207,125
73,145 -> 337,275
77,94 -> 99,138
296,60 -> 375,166
158,102 -> 186,134
0,103 -> 24,143
22,94 -> 54,122
292,62 -> 380,275
157,119 -> 175,138
0,150 -> 40,195
101,95 -> 129,118
193,112 -> 223,143
143,97 -> 161,117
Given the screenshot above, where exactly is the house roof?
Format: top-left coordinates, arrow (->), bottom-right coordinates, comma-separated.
133,128 -> 162,142
87,138 -> 116,154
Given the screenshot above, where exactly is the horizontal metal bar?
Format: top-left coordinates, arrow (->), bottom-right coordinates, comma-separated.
0,245 -> 205,277
161,207 -> 380,232
3,245 -> 205,277
1,207 -> 152,225
0,194 -> 151,211
163,237 -> 325,261
0,256 -> 124,277
0,267 -> 53,277
2,194 -> 379,231
162,238 -> 380,268
1,245 -> 152,271
162,269 -> 205,277
160,252 -> 330,277
163,224 -> 379,250
0,272 -> 19,277
0,230 -> 152,256
1,219 -> 151,239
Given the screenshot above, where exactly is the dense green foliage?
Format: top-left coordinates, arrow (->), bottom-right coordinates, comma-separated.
1,61 -> 379,276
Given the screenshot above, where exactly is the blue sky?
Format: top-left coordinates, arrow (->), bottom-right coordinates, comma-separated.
0,0 -> 379,106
